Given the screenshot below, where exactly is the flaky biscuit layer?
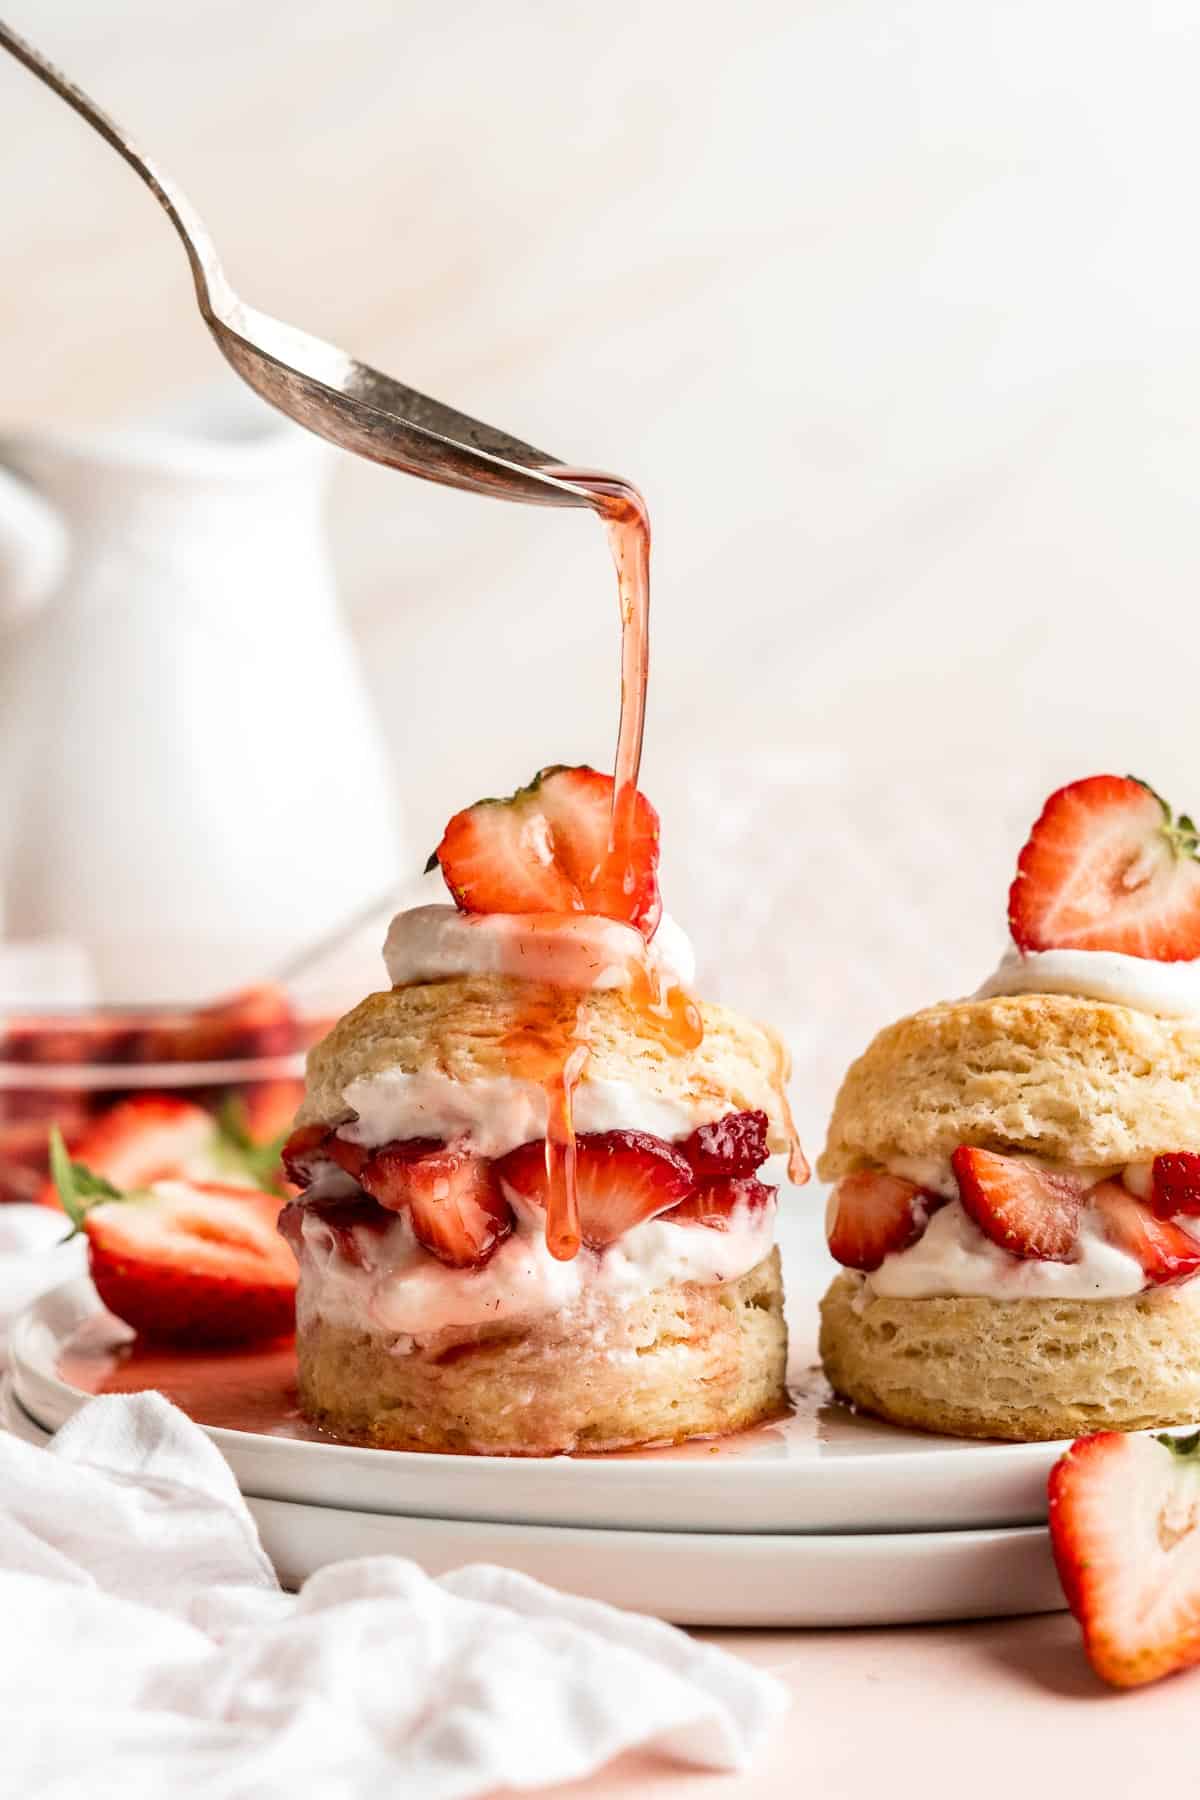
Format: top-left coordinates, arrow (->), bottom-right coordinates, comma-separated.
297,1250 -> 787,1454
819,992 -> 1200,1178
819,1269 -> 1200,1440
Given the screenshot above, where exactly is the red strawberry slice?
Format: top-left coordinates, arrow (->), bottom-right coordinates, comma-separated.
826,1170 -> 940,1271
281,1123 -> 334,1186
37,1095 -> 220,1210
496,1130 -> 694,1250
428,765 -> 662,939
53,1139 -> 297,1346
280,1124 -> 387,1188
359,1143 -> 512,1267
1049,1428 -> 1200,1687
1009,775 -> 1200,959
952,1146 -> 1086,1261
662,1176 -> 775,1228
1090,1181 -> 1200,1285
278,1194 -> 394,1268
1150,1153 -> 1200,1219
679,1111 -> 770,1178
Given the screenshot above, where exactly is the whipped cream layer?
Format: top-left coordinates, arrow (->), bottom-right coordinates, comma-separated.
340,1070 -> 718,1159
295,1189 -> 777,1340
850,1155 -> 1190,1302
861,1197 -> 1147,1302
384,905 -> 696,994
974,945 -> 1200,1020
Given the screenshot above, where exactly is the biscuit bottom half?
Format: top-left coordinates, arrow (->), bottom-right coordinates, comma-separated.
819,1269 -> 1200,1441
297,1249 -> 788,1455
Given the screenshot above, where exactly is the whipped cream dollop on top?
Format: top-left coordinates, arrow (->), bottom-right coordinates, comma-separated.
973,945 -> 1200,1019
383,905 -> 696,994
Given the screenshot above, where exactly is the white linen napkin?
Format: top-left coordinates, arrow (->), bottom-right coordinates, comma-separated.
0,1208 -> 787,1797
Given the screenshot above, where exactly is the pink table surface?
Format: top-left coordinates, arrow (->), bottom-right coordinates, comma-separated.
499,1614 -> 1193,1798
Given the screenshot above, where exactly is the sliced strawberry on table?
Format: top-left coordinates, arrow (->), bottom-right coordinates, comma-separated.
951,1145 -> 1087,1261
1090,1181 -> 1200,1285
36,1094 -> 220,1209
497,1130 -> 693,1250
826,1170 -> 939,1271
359,1142 -> 512,1267
679,1111 -> 770,1178
1150,1153 -> 1200,1219
51,1130 -> 296,1346
428,765 -> 662,939
1009,774 -> 1200,959
662,1176 -> 775,1228
1049,1428 -> 1200,1688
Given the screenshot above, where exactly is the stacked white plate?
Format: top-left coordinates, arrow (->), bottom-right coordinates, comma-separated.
5,1247 -> 1072,1628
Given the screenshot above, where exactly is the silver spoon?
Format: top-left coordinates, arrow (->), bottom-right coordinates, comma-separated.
0,19 -> 590,510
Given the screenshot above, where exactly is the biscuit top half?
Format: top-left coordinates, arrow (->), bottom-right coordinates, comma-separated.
300,975 -> 794,1152
819,991 -> 1200,1179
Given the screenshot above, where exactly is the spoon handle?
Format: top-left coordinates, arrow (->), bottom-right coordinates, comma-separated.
0,19 -> 227,312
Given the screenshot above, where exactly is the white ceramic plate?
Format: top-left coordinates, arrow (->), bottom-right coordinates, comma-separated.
0,1379 -> 1063,1626
14,1276 -> 1080,1534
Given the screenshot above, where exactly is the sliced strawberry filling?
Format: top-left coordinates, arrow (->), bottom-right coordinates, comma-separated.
827,1148 -> 1200,1288
280,1109 -> 777,1270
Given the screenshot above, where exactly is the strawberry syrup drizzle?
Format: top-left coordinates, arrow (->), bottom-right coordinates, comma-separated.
543,1042 -> 588,1260
522,469 -> 675,1257
548,470 -> 651,897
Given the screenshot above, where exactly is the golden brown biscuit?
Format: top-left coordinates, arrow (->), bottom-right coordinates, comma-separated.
819,1269 -> 1200,1441
300,977 -> 793,1148
297,1250 -> 787,1454
820,992 -> 1200,1178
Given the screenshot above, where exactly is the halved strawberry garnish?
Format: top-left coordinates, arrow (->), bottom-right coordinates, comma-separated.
1090,1181 -> 1200,1285
951,1146 -> 1086,1261
662,1176 -> 775,1228
428,765 -> 662,939
358,1143 -> 512,1268
51,1131 -> 295,1346
1009,775 -> 1200,959
1049,1428 -> 1200,1687
826,1170 -> 939,1271
496,1130 -> 693,1250
679,1111 -> 770,1178
1150,1153 -> 1200,1219
36,1095 -> 220,1209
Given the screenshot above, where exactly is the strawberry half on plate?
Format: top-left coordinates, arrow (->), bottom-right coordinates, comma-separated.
1009,774 -> 1200,959
1050,1428 -> 1200,1688
428,765 -> 662,939
51,1129 -> 296,1346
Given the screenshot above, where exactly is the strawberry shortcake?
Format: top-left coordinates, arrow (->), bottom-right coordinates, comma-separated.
820,775 -> 1200,1441
281,766 -> 806,1454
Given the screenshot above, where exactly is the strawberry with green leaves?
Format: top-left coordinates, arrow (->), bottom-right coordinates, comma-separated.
52,1128 -> 296,1346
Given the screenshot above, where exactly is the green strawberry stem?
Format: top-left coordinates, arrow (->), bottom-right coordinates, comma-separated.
49,1125 -> 123,1238
1157,1428 -> 1200,1460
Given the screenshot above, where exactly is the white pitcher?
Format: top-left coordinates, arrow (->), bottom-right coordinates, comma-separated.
0,387 -> 404,1003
